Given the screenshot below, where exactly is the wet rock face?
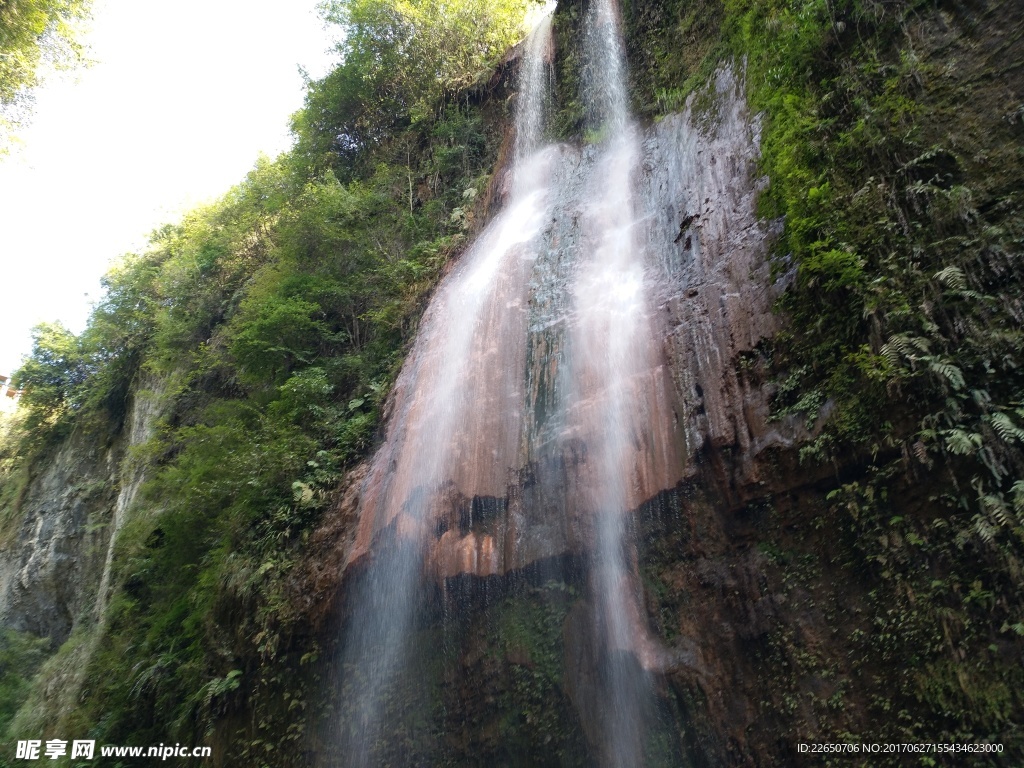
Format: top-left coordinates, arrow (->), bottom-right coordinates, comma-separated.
638,66 -> 801,491
339,65 -> 786,584
634,479 -> 863,767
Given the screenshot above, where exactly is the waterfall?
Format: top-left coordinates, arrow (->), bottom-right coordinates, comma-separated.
566,0 -> 672,763
332,2 -> 683,764
335,10 -> 557,765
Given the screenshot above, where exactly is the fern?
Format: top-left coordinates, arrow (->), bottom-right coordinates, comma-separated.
977,444 -> 1009,483
1012,480 -> 1024,515
880,333 -> 931,366
944,429 -> 980,455
989,412 -> 1024,444
929,360 -> 965,390
970,388 -> 992,407
900,144 -> 948,173
981,494 -> 1014,529
973,514 -> 997,544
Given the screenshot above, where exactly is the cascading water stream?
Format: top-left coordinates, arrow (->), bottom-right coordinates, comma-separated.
334,9 -> 556,765
566,0 -> 672,763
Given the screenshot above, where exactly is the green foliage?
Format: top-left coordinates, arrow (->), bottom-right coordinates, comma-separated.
0,630 -> 49,737
295,0 -> 532,175
490,591 -> 578,763
11,250 -> 162,443
0,412 -> 31,548
820,471 -> 1024,758
621,0 -> 725,115
709,0 -> 1024,548
432,583 -> 588,766
0,0 -> 91,149
11,322 -> 88,430
324,0 -> 530,120
549,2 -> 583,137
688,0 -> 1024,755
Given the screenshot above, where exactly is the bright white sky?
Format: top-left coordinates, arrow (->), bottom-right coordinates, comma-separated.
0,0 -> 338,374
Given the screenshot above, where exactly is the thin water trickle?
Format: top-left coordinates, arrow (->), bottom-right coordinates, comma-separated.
514,4 -> 555,171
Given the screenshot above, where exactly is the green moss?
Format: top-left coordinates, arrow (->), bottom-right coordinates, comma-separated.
490,589 -> 577,761
439,582 -> 587,767
551,0 -> 586,139
0,630 -> 49,738
622,0 -> 726,117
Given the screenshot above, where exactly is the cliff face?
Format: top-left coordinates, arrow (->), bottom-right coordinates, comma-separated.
0,377 -> 166,645
0,430 -> 116,643
639,66 -> 798,488
0,375 -> 170,744
298,63 -> 825,766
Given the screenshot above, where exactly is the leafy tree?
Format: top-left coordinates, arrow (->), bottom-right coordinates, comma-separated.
296,0 -> 532,173
12,321 -> 91,428
11,254 -> 161,434
0,0 -> 92,149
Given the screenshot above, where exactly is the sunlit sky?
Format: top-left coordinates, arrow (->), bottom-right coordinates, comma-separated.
0,0 -> 338,374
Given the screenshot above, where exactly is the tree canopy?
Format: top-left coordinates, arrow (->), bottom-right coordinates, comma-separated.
0,0 -> 91,148
294,0 -> 532,172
